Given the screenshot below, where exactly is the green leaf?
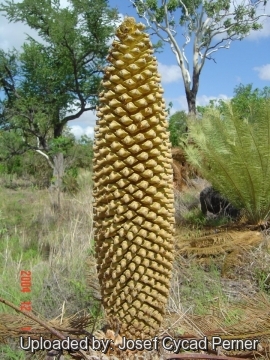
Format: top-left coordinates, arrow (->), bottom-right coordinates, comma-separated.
167,0 -> 179,12
146,0 -> 158,11
185,99 -> 270,224
168,110 -> 188,147
0,0 -> 117,185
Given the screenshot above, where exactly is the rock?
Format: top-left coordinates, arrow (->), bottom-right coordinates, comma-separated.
200,186 -> 240,219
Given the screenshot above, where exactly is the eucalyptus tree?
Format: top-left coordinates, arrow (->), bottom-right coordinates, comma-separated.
131,0 -> 270,114
0,0 -> 118,205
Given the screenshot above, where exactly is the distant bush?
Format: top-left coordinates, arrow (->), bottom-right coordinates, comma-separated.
168,110 -> 188,147
0,134 -> 93,189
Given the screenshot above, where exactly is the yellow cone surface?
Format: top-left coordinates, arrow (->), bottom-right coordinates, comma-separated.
93,17 -> 175,338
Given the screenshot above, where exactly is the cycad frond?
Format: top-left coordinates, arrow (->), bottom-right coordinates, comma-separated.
185,100 -> 270,224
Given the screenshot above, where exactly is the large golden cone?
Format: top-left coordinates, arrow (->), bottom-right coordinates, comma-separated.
92,17 -> 175,339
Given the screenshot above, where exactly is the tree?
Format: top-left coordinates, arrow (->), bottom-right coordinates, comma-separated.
196,98 -> 223,117
231,83 -> 270,121
131,0 -> 270,115
0,0 -> 118,206
196,83 -> 270,120
168,110 -> 188,146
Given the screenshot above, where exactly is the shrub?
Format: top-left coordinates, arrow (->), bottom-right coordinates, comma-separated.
168,110 -> 188,146
184,99 -> 270,224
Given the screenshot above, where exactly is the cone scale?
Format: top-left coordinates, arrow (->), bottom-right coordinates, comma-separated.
93,17 -> 175,339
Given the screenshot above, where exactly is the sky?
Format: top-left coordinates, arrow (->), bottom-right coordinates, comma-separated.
0,0 -> 270,139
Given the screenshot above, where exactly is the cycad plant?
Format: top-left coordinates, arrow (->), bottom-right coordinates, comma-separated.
92,17 -> 175,339
185,100 -> 270,224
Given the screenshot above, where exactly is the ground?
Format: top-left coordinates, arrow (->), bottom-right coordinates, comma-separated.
0,171 -> 269,359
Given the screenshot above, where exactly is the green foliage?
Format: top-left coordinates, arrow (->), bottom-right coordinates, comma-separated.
0,163 -> 6,175
0,211 -> 8,237
183,207 -> 206,226
72,135 -> 93,169
255,268 -> 270,293
183,207 -> 232,227
0,343 -> 26,360
62,167 -> 79,194
132,0 -> 268,114
0,0 -> 118,187
0,128 -> 27,163
168,110 -> 188,147
0,150 -> 52,188
179,262 -> 224,315
196,84 -> 270,121
133,0 -> 265,38
196,84 -> 270,123
4,155 -> 23,176
196,98 -> 224,117
68,278 -> 94,310
73,139 -> 93,170
146,0 -> 158,11
0,131 -> 93,189
61,134 -> 94,193
231,84 -> 270,122
48,135 -> 75,156
185,100 -> 270,224
152,39 -> 164,53
167,0 -> 179,12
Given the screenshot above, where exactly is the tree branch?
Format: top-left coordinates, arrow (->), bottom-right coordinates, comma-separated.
35,149 -> 54,169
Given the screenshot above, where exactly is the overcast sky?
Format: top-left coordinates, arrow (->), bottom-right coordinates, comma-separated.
0,0 -> 269,139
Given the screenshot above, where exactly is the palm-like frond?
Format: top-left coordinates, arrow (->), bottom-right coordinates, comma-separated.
185,100 -> 270,224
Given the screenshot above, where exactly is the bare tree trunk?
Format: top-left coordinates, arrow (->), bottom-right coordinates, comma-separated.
184,71 -> 199,141
49,152 -> 64,212
188,70 -> 200,116
186,90 -> 197,116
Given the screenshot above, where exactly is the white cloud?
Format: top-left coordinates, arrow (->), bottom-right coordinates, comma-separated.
168,106 -> 179,115
253,64 -> 270,80
173,94 -> 231,111
60,0 -> 70,8
0,17 -> 40,51
196,94 -> 231,106
69,108 -> 97,126
67,109 -> 97,139
69,125 -> 94,139
236,76 -> 242,83
0,0 -> 73,51
158,63 -> 182,84
175,95 -> 188,111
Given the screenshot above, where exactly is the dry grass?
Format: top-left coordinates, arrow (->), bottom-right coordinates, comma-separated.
0,170 -> 99,320
0,171 -> 270,359
174,177 -> 210,226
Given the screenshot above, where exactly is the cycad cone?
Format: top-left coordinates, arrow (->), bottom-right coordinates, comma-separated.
93,17 -> 175,339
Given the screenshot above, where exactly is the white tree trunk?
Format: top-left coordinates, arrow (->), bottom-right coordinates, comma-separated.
49,152 -> 64,212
